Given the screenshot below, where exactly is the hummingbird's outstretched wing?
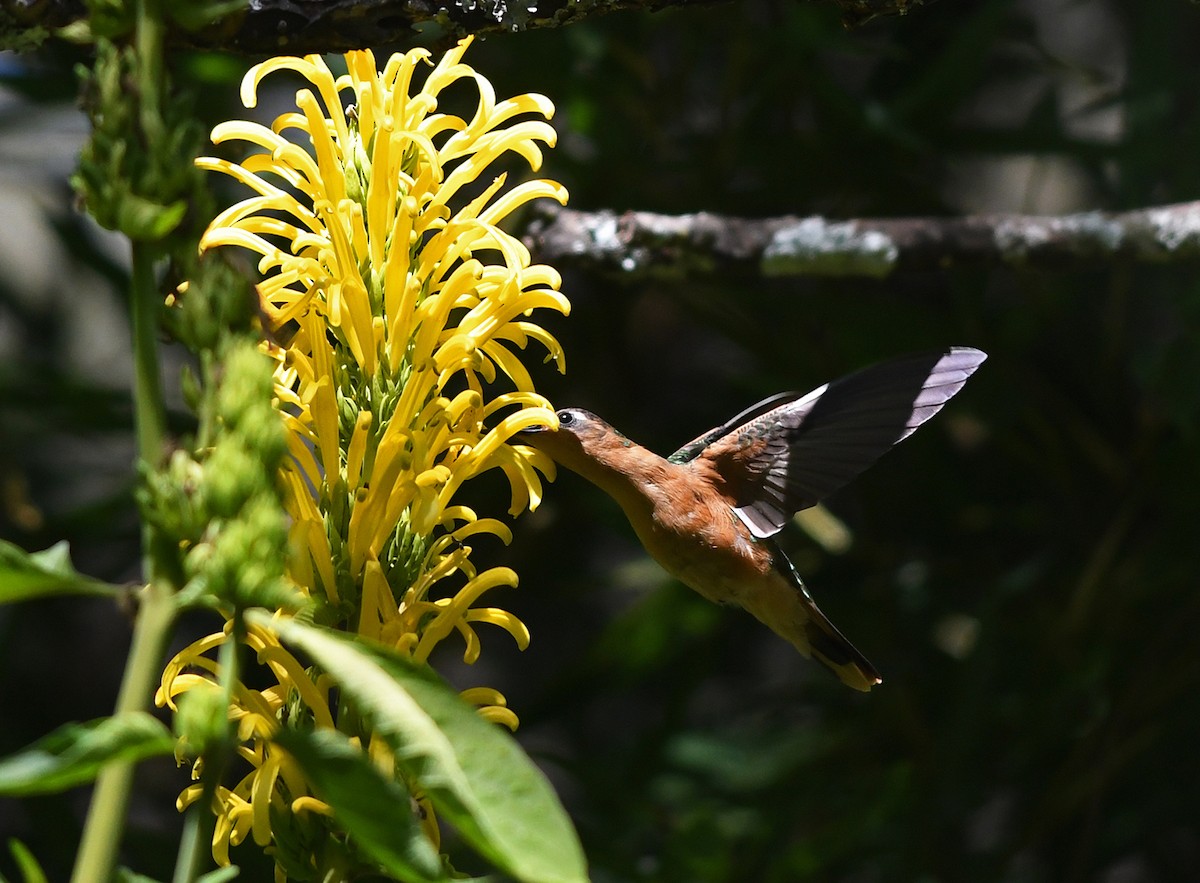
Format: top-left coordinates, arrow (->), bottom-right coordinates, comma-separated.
671,347 -> 987,539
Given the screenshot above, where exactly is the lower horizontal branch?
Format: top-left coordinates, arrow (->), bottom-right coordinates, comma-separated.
521,201 -> 1200,279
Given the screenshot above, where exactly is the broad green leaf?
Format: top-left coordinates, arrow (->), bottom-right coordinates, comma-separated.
250,612 -> 587,883
0,713 -> 174,796
7,839 -> 48,883
273,728 -> 445,883
0,539 -> 121,603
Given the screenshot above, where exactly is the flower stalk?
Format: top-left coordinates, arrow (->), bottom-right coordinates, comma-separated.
69,0 -> 190,876
71,579 -> 176,883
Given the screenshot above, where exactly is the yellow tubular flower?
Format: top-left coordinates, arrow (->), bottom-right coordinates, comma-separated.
159,38 -> 568,874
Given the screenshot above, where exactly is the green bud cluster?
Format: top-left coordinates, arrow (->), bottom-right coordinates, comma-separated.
184,341 -> 300,611
139,248 -> 302,612
72,40 -> 204,245
166,256 -> 261,355
138,339 -> 299,612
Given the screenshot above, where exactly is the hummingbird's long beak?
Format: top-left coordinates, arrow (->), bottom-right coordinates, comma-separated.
516,423 -> 552,435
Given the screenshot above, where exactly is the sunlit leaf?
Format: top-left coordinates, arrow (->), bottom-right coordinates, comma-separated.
195,868 -> 241,883
7,839 -> 48,883
250,611 -> 587,883
0,713 -> 174,796
273,728 -> 446,882
0,539 -> 121,604
115,869 -> 164,883
115,852 -> 239,882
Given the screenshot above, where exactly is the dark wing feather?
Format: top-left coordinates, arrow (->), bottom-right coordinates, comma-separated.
697,347 -> 987,538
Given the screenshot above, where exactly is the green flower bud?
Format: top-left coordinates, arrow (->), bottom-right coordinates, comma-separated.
202,440 -> 262,519
173,679 -> 229,760
216,344 -> 277,433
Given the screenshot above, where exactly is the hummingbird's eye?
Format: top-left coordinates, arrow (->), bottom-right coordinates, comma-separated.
557,409 -> 576,426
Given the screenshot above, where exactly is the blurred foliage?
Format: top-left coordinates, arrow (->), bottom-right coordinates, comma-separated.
2,1 -> 1199,881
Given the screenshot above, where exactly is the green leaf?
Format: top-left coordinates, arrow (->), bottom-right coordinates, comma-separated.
114,867 -> 237,883
7,839 -> 48,883
114,870 -> 164,883
0,713 -> 175,796
195,868 -> 241,883
0,539 -> 122,603
116,194 -> 187,242
272,728 -> 446,882
249,612 -> 587,883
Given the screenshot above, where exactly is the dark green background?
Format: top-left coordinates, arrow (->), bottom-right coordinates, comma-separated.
2,2 -> 1198,880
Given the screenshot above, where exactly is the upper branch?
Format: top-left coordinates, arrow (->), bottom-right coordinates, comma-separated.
521,201 -> 1200,279
1,0 -> 930,54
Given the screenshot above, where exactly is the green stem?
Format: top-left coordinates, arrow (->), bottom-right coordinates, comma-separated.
130,241 -> 167,466
172,612 -> 244,883
70,582 -> 176,883
135,0 -> 165,150
71,239 -> 172,878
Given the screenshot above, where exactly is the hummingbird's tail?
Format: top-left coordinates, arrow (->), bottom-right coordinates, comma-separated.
754,542 -> 882,692
800,603 -> 882,692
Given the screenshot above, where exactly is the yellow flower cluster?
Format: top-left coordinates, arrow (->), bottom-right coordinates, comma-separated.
157,38 -> 567,873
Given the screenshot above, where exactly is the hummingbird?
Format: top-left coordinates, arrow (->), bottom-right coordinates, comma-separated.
517,347 -> 986,691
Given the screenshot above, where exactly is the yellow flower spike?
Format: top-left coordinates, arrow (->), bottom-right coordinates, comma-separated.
179,37 -> 569,872
466,607 -> 532,650
483,391 -> 557,416
306,377 -> 341,480
478,705 -> 521,731
281,433 -> 322,497
344,409 -> 374,491
466,174 -> 532,216
291,796 -> 334,816
461,685 -> 521,730
228,799 -> 255,849
156,632 -> 225,709
211,812 -> 235,867
274,743 -> 313,799
453,619 -> 484,663
440,504 -> 478,523
450,517 -> 514,546
410,548 -> 473,600
500,447 -> 555,515
251,751 -> 282,846
425,407 -> 555,518
358,557 -> 396,641
251,650 -> 335,730
415,791 -> 442,851
412,567 -> 519,663
460,686 -> 506,708
499,322 -> 568,373
481,339 -> 536,393
177,783 -> 204,812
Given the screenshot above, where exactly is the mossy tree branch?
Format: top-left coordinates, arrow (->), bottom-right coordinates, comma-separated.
1,0 -> 932,54
519,200 -> 1200,280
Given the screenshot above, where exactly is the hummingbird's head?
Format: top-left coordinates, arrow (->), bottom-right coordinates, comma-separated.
516,408 -> 632,474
